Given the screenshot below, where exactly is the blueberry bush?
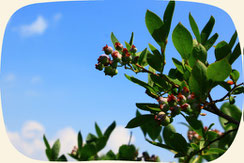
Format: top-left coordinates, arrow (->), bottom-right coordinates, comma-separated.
44,1 -> 243,162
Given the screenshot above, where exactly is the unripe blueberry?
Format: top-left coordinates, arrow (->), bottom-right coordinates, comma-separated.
154,112 -> 171,126
187,93 -> 196,103
159,104 -> 169,112
95,63 -> 104,71
167,94 -> 177,106
111,50 -> 122,61
104,66 -> 113,75
98,54 -> 110,65
130,45 -> 137,53
122,48 -> 129,55
111,60 -> 118,68
115,42 -> 123,51
170,106 -> 181,117
182,86 -> 190,96
180,103 -> 191,112
102,44 -> 113,55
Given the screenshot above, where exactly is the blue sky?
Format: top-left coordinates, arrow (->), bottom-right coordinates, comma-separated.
0,0 -> 242,161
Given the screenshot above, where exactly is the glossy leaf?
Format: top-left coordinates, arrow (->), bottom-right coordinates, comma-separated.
229,31 -> 237,49
146,138 -> 173,150
95,122 -> 103,138
43,135 -> 51,150
172,23 -> 193,59
201,16 -> 215,45
129,32 -> 134,45
78,131 -> 83,149
189,13 -> 201,43
172,58 -> 184,74
214,41 -> 231,61
230,69 -> 240,83
118,145 -> 137,160
163,0 -> 175,40
185,116 -> 204,137
125,114 -> 154,128
229,43 -> 241,65
207,58 -> 232,82
136,103 -> 161,112
104,121 -> 116,138
138,48 -> 148,67
232,86 -> 244,95
51,139 -> 61,160
147,49 -> 164,72
204,33 -> 218,51
111,32 -> 119,48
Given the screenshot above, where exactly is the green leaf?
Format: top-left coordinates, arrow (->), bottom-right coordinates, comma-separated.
203,148 -> 225,155
96,136 -> 107,152
190,143 -> 199,151
125,114 -> 154,128
204,33 -> 218,51
232,86 -> 244,95
148,66 -> 155,87
189,60 -> 208,99
163,124 -> 176,147
86,133 -> 97,143
219,102 -> 241,131
201,16 -> 215,45
229,43 -> 241,65
124,74 -> 157,95
43,135 -> 51,150
118,145 -> 137,160
79,144 -> 97,160
170,133 -> 188,155
185,116 -> 204,137
51,139 -> 61,160
229,31 -> 237,49
150,74 -> 170,91
57,155 -> 67,161
218,81 -> 231,91
129,32 -> 134,46
104,121 -> 116,138
172,23 -> 193,59
190,40 -> 207,66
230,69 -> 240,83
207,58 -> 232,82
172,58 -> 184,74
136,103 -> 161,112
111,32 -> 119,48
78,131 -> 83,149
95,123 -> 103,138
147,50 -> 164,72
163,0 -> 175,40
138,48 -> 148,67
125,41 -> 131,51
146,138 -> 173,150
206,131 -> 218,141
215,41 -> 231,61
145,10 -> 165,47
189,13 -> 201,43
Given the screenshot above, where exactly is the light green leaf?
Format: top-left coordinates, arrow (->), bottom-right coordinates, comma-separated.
189,13 -> 201,43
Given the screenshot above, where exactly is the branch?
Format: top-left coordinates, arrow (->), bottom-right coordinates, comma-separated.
184,128 -> 238,163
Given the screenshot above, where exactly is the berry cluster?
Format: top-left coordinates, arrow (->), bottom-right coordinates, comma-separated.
95,43 -> 138,77
187,126 -> 223,142
154,87 -> 202,126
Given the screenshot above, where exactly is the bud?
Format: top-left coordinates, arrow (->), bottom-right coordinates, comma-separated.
122,48 -> 129,55
115,42 -> 123,51
71,146 -> 78,156
111,50 -> 122,61
130,45 -> 137,53
177,93 -> 186,105
154,112 -> 170,126
167,94 -> 177,106
98,54 -> 110,65
104,66 -> 118,77
122,53 -> 132,63
111,60 -> 118,68
182,86 -> 190,96
170,106 -> 181,117
181,103 -> 192,113
227,80 -> 234,85
95,63 -> 104,71
158,97 -> 168,105
187,92 -> 196,103
102,44 -> 113,55
159,104 -> 169,112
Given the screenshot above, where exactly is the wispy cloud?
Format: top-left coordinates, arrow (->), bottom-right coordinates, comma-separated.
53,13 -> 62,22
7,121 -> 77,160
2,73 -> 16,83
19,16 -> 48,37
30,76 -> 42,84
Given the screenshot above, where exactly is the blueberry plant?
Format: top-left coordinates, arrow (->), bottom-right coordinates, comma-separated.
43,121 -> 160,161
95,1 -> 243,162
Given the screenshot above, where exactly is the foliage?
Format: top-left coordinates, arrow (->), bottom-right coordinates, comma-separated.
44,121 -> 160,161
95,0 -> 243,162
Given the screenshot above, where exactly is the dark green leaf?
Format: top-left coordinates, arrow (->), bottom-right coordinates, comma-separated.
57,155 -> 67,161
218,81 -> 231,91
163,0 -> 175,40
118,145 -> 137,160
229,31 -> 237,49
203,148 -> 225,155
206,131 -> 218,141
185,116 -> 204,137
229,43 -> 241,65
204,33 -> 218,51
189,13 -> 201,43
78,131 -> 83,149
136,103 -> 161,112
95,122 -> 103,138
215,41 -> 231,61
148,66 -> 155,87
129,32 -> 134,46
145,10 -> 165,47
230,69 -> 240,83
219,102 -> 241,131
86,133 -> 97,143
207,58 -> 232,82
125,41 -> 131,51
111,32 -> 119,48
51,139 -> 61,160
201,16 -> 215,45
232,86 -> 244,95
146,138 -> 173,150
172,23 -> 193,59
104,121 -> 116,138
125,114 -> 154,128
147,51 -> 164,72
172,58 -> 184,74
43,135 -> 51,150
190,40 -> 207,66
79,144 -> 97,160
163,124 -> 176,147
96,136 -> 107,152
138,48 -> 148,67
150,74 -> 170,91
45,149 -> 52,161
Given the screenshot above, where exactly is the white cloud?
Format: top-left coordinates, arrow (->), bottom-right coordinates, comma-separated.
53,13 -> 62,22
100,126 -> 135,154
3,73 -> 15,82
19,16 -> 48,37
7,121 -> 77,161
